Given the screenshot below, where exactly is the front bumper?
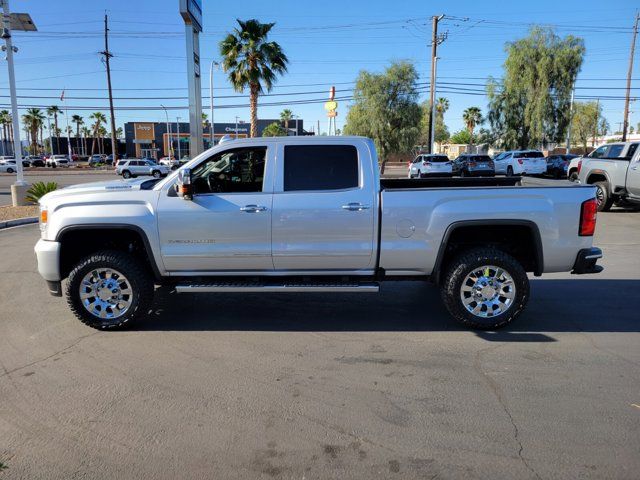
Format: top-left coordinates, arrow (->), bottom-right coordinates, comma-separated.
34,239 -> 62,296
571,247 -> 604,274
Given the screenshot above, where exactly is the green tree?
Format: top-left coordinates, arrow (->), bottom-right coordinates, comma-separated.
71,114 -> 83,138
435,97 -> 449,117
420,101 -> 449,144
571,101 -> 602,152
89,112 -> 106,155
449,129 -> 472,144
46,105 -> 61,154
262,121 -> 287,137
280,109 -> 293,131
22,108 -> 45,154
462,107 -> 483,143
487,27 -> 585,149
344,61 -> 422,173
220,19 -> 288,138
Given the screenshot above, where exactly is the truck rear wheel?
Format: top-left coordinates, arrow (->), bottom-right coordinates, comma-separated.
440,247 -> 529,330
66,250 -> 154,330
594,181 -> 614,212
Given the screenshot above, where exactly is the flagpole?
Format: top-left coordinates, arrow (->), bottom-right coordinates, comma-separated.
61,88 -> 72,162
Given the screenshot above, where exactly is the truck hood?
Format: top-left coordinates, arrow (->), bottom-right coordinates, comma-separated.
40,178 -> 158,204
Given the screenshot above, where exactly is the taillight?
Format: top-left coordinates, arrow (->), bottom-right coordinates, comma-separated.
579,198 -> 597,236
469,161 -> 477,167
517,158 -> 524,165
577,160 -> 582,174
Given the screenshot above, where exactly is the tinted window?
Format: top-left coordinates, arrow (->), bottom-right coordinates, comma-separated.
191,147 -> 266,194
429,155 -> 450,162
472,155 -> 491,162
590,146 -> 608,158
284,145 -> 359,192
606,144 -> 624,158
520,151 -> 544,158
625,144 -> 638,160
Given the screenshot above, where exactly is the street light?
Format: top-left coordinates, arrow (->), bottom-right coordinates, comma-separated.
2,0 -> 37,206
160,104 -> 170,159
209,60 -> 219,146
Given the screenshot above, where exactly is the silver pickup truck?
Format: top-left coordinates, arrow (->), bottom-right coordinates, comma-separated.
576,141 -> 640,211
34,136 -> 603,331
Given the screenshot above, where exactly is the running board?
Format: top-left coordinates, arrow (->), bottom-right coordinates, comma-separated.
175,281 -> 380,293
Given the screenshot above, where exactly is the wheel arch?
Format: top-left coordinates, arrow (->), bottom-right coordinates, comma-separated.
56,224 -> 162,281
432,220 -> 543,284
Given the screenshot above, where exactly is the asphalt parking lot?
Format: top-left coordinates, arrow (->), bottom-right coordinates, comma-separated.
0,185 -> 639,479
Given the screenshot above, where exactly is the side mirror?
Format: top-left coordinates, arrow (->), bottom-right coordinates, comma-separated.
177,168 -> 193,200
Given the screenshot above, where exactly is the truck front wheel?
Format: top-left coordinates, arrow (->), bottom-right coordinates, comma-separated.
440,248 -> 529,330
66,250 -> 154,330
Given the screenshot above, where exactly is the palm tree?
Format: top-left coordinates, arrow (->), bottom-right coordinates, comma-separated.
81,126 -> 91,156
116,127 -> 123,139
71,115 -> 83,138
220,19 -> 288,138
89,112 -> 106,155
462,107 -> 483,144
22,108 -> 45,154
47,106 -> 61,154
201,112 -> 209,132
0,110 -> 9,155
435,97 -> 449,118
280,109 -> 293,131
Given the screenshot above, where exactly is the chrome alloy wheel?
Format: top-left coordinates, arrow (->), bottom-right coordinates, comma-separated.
459,265 -> 516,318
595,184 -> 605,207
79,268 -> 133,320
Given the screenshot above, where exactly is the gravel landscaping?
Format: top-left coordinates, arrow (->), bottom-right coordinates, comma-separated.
0,205 -> 39,222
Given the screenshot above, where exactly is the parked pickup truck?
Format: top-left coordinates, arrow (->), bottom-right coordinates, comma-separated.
34,136 -> 603,331
576,141 -> 640,211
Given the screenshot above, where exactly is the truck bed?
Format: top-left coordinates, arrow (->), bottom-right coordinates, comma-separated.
380,177 -> 522,189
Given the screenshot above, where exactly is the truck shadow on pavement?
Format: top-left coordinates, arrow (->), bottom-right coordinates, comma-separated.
133,279 -> 639,341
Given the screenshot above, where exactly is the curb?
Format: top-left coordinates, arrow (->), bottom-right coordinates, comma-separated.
0,217 -> 38,230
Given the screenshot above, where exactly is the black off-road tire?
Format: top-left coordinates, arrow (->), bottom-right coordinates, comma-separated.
66,250 -> 154,330
440,247 -> 530,330
594,181 -> 614,212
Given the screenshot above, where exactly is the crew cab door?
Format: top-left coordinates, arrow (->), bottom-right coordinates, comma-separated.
157,145 -> 274,272
626,144 -> 640,198
271,142 -> 376,271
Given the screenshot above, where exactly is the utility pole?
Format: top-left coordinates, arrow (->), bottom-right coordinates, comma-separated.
428,15 -> 446,154
622,12 -> 639,142
593,98 -> 599,147
176,117 -> 181,160
101,13 -> 117,162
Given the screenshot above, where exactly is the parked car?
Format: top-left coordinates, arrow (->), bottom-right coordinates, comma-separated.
35,136 -> 602,331
47,155 -> 70,168
493,150 -> 546,176
105,154 -> 116,165
408,154 -> 452,178
0,163 -> 16,173
0,158 -> 30,168
576,141 -> 640,211
88,154 -> 107,166
546,154 -> 578,179
159,156 -> 181,170
115,159 -> 170,179
27,155 -> 46,167
452,154 -> 495,177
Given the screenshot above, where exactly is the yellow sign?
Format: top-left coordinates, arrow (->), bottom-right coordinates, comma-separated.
324,101 -> 338,111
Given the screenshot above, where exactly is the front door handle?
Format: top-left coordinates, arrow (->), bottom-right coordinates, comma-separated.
341,203 -> 370,211
240,204 -> 267,213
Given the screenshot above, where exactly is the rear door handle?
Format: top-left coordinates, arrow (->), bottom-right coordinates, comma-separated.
240,204 -> 267,213
342,203 -> 370,211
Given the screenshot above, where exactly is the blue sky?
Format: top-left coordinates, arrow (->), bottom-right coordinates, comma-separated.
2,0 -> 638,135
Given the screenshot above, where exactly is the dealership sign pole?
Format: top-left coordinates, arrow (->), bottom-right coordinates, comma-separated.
180,0 -> 204,157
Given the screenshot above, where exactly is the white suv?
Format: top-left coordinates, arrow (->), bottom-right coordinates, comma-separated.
115,159 -> 170,179
48,155 -> 71,168
408,154 -> 452,178
493,150 -> 546,176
